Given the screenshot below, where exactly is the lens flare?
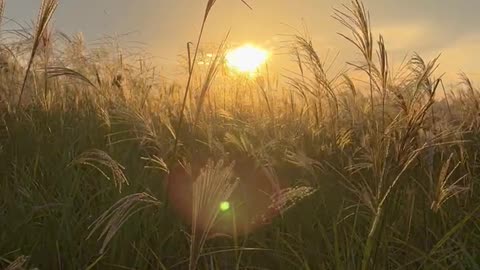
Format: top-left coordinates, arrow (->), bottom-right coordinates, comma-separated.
219,201 -> 230,212
167,162 -> 282,237
226,45 -> 269,74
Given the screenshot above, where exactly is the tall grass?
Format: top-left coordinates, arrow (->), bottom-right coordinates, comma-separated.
1,0 -> 480,269
17,0 -> 58,107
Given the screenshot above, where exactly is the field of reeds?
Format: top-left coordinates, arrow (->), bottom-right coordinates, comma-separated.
1,0 -> 480,269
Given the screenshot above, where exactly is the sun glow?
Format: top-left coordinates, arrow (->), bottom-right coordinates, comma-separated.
226,45 -> 269,75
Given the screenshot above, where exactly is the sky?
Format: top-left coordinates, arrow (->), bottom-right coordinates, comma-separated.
6,0 -> 480,80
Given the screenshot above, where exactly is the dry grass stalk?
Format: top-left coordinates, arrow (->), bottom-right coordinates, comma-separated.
70,149 -> 129,193
255,186 -> 316,224
292,34 -> 341,129
189,160 -> 238,270
17,0 -> 58,107
46,66 -> 99,90
173,0 -> 252,157
4,255 -> 29,270
431,153 -> 469,212
0,0 -> 5,30
194,33 -> 229,124
334,0 -> 376,118
87,192 -> 162,254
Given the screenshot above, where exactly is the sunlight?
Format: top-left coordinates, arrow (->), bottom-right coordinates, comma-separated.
225,44 -> 269,75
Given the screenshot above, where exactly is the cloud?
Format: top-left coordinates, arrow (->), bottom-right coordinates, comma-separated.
432,34 -> 480,80
373,22 -> 433,52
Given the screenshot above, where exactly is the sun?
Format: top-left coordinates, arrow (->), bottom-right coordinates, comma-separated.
225,44 -> 269,75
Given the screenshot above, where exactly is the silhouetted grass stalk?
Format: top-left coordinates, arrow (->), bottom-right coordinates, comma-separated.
17,0 -> 58,107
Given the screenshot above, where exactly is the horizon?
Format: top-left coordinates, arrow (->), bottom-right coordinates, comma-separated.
6,0 -> 480,82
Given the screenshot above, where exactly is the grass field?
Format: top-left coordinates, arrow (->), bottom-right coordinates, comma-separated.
1,0 -> 480,269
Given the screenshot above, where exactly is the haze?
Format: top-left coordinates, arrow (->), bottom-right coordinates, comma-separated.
7,0 -> 480,79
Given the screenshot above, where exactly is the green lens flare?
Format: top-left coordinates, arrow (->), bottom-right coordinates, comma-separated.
220,201 -> 230,212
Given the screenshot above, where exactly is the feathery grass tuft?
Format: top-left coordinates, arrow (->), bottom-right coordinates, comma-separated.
70,149 -> 129,193
189,160 -> 238,270
17,0 -> 58,107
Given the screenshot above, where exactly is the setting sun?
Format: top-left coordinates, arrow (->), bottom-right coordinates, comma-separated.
225,45 -> 269,74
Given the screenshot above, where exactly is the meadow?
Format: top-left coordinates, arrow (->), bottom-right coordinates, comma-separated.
1,0 -> 480,269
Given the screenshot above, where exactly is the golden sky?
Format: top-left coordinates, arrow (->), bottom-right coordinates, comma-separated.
7,0 -> 480,81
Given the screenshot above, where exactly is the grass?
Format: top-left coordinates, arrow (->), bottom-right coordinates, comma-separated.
1,0 -> 480,269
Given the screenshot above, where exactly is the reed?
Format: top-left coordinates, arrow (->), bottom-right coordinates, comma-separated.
1,0 -> 480,269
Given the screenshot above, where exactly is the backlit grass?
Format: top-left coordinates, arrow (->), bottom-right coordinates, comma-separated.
1,0 -> 480,269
